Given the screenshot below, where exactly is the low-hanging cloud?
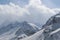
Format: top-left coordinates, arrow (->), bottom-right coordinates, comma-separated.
25,0 -> 57,26
0,0 -> 60,27
0,2 -> 30,25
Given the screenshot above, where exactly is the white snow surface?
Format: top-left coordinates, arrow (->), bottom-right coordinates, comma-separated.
50,28 -> 60,36
21,29 -> 45,40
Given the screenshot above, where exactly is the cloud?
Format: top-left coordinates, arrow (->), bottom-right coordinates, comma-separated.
52,8 -> 60,13
0,2 -> 29,16
0,2 -> 30,25
25,0 -> 55,14
24,0 -> 57,26
0,0 -> 60,27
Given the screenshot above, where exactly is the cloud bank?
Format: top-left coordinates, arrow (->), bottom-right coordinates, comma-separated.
0,2 -> 30,25
0,0 -> 60,27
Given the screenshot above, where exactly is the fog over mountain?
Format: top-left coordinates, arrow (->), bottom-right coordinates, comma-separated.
0,0 -> 60,40
0,0 -> 59,27
21,12 -> 60,40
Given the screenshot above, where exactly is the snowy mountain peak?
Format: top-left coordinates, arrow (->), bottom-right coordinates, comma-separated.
15,21 -> 40,36
21,13 -> 60,40
1,13 -> 60,40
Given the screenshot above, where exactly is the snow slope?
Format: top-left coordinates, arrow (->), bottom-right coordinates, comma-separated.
21,29 -> 45,40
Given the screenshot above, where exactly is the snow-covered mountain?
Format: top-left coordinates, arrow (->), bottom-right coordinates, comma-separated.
0,13 -> 60,40
20,13 -> 60,40
0,21 -> 40,40
15,21 -> 40,36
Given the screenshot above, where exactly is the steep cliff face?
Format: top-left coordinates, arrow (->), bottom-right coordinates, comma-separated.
43,13 -> 60,40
